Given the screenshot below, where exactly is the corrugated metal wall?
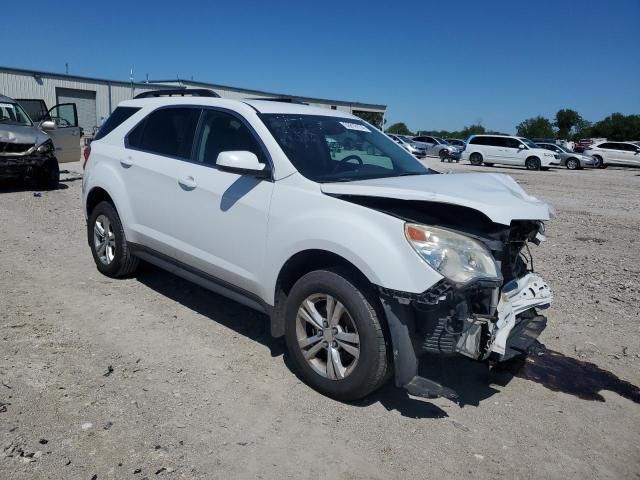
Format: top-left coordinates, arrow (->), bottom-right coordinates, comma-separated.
1,69 -> 385,128
0,70 -> 158,127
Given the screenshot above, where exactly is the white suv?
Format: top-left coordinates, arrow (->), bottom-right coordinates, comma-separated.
463,135 -> 559,170
82,90 -> 554,401
585,141 -> 640,168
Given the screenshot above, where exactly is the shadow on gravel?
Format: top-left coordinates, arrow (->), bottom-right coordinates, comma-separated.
358,355 -> 499,417
0,178 -> 68,193
492,344 -> 640,404
136,265 -> 285,358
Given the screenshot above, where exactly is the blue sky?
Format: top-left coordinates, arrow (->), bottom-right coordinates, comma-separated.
4,0 -> 639,133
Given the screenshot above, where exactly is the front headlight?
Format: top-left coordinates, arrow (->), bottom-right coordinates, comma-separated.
36,140 -> 54,154
405,223 -> 500,284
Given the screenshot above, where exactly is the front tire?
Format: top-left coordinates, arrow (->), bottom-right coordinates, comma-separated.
439,149 -> 449,162
88,201 -> 139,278
36,158 -> 59,190
566,158 -> 579,170
525,157 -> 541,171
469,153 -> 483,166
284,269 -> 390,401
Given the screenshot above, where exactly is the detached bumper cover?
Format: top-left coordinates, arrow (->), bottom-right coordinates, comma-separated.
380,272 -> 552,399
492,273 -> 552,359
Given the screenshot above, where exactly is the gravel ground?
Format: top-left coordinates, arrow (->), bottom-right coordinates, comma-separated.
1,159 -> 639,480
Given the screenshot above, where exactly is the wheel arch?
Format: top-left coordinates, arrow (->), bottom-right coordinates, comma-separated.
270,249 -> 375,338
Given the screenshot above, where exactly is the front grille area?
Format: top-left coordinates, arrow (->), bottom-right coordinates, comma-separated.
0,142 -> 34,154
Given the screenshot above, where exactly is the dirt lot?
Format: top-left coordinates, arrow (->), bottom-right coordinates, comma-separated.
1,159 -> 639,479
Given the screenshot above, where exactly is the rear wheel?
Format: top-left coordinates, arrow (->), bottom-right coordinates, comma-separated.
88,201 -> 139,278
284,269 -> 390,401
36,158 -> 59,190
469,153 -> 483,166
593,155 -> 605,169
566,158 -> 580,170
525,157 -> 541,171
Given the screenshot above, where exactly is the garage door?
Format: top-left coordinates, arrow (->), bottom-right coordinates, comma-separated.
56,87 -> 97,132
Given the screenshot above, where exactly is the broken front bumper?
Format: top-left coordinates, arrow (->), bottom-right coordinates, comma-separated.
380,272 -> 553,399
0,155 -> 48,179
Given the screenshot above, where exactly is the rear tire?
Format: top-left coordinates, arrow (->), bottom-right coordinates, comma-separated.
525,157 -> 541,171
36,158 -> 59,190
88,201 -> 139,278
469,153 -> 483,166
284,269 -> 390,401
593,155 -> 605,169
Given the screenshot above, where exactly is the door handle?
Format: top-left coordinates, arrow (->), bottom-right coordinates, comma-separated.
178,176 -> 197,190
120,156 -> 134,168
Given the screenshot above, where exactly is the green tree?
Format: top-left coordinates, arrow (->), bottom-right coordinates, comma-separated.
554,109 -> 582,139
352,110 -> 384,129
386,122 -> 413,135
516,116 -> 555,139
590,113 -> 640,141
461,124 -> 485,138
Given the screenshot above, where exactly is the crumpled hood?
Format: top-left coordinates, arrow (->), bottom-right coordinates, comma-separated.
0,124 -> 49,146
320,173 -> 552,225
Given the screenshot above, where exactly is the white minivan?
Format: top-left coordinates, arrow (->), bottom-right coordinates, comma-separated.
462,135 -> 559,170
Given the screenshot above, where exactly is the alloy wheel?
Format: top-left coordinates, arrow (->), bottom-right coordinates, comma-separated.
93,214 -> 116,265
295,293 -> 360,380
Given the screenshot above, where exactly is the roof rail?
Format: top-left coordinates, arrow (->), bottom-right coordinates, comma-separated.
134,88 -> 220,99
248,97 -> 308,105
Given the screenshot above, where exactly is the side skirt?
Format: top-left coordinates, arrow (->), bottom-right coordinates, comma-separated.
129,243 -> 273,317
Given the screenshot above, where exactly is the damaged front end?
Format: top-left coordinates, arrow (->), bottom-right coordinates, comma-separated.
379,212 -> 553,400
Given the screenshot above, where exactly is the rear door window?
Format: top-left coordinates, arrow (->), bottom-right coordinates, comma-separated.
127,107 -> 201,159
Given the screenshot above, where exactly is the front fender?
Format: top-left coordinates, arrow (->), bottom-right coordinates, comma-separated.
263,176 -> 442,305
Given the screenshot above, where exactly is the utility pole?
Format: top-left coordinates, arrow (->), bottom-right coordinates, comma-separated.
65,63 -> 69,75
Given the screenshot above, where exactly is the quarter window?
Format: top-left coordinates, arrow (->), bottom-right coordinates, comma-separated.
95,107 -> 140,141
127,107 -> 201,159
195,110 -> 264,165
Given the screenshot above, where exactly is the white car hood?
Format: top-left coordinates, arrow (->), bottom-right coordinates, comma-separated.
321,173 -> 552,225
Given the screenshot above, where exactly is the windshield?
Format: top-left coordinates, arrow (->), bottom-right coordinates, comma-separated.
0,102 -> 33,126
520,137 -> 538,148
261,114 -> 430,182
434,137 -> 447,144
555,144 -> 572,153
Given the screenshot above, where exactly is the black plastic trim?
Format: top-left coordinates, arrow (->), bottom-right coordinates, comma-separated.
128,243 -> 273,316
134,88 -> 220,99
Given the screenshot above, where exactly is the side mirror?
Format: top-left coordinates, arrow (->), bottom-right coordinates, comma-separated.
216,151 -> 269,177
40,120 -> 56,131
518,144 -> 526,149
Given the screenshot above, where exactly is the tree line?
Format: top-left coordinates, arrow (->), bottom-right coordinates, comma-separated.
380,110 -> 640,141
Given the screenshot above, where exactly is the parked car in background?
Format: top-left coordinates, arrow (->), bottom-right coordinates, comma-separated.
462,135 -> 559,170
16,98 -> 81,163
585,141 -> 640,168
444,138 -> 465,148
388,134 -> 427,158
412,135 -> 459,161
536,142 -> 596,170
83,90 -> 554,401
0,94 -> 60,188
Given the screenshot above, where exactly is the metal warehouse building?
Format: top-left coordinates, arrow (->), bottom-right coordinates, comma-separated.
0,66 -> 386,133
